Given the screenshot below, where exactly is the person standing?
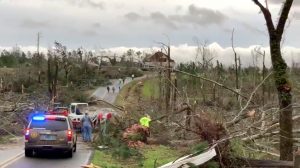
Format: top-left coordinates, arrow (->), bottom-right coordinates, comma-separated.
139,114 -> 151,142
131,74 -> 135,80
102,112 -> 112,136
106,86 -> 110,93
122,77 -> 125,84
96,112 -> 103,141
81,112 -> 93,142
139,114 -> 151,128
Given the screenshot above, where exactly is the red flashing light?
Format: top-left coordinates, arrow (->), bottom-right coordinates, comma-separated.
25,128 -> 30,140
67,130 -> 72,141
45,116 -> 56,120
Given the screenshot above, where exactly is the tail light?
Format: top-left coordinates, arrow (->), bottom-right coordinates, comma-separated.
67,130 -> 72,141
25,128 -> 30,141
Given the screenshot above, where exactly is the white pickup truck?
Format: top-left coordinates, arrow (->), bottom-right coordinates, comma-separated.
68,103 -> 99,130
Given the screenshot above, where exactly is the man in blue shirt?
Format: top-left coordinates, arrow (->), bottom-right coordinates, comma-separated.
81,113 -> 93,142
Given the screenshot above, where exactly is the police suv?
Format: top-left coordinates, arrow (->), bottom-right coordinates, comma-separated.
24,115 -> 77,157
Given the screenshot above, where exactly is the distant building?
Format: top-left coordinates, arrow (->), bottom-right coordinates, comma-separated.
143,51 -> 175,69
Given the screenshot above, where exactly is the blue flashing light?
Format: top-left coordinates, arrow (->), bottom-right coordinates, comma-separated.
32,116 -> 45,121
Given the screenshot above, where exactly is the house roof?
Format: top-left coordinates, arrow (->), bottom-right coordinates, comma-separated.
144,51 -> 175,63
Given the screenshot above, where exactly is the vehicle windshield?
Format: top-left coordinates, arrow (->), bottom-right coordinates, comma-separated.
30,119 -> 68,131
72,104 -> 88,114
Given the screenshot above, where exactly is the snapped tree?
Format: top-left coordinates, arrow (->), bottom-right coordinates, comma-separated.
252,0 -> 294,161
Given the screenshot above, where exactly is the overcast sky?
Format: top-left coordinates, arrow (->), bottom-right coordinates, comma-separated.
0,0 -> 299,49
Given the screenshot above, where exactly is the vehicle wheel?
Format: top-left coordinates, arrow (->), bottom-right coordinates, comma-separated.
25,149 -> 33,157
73,143 -> 77,152
66,149 -> 73,158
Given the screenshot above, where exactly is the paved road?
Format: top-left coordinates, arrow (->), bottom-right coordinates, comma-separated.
91,77 -> 132,104
0,141 -> 24,165
5,140 -> 92,168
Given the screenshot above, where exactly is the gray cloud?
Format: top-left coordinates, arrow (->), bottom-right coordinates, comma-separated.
92,22 -> 101,28
20,19 -> 50,29
240,22 -> 265,35
64,0 -> 105,10
175,5 -> 182,12
169,4 -> 227,26
124,12 -> 142,21
82,30 -> 98,37
188,5 -> 226,25
84,0 -> 105,9
150,12 -> 178,29
127,4 -> 226,29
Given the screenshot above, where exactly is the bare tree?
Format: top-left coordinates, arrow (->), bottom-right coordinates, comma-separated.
62,52 -> 72,86
47,42 -> 67,101
231,29 -> 239,100
252,0 -> 294,161
253,46 -> 267,105
157,41 -> 172,119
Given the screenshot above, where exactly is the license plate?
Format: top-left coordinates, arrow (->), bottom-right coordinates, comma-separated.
40,134 -> 56,141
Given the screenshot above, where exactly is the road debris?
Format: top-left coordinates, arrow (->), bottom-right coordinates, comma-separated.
81,163 -> 101,168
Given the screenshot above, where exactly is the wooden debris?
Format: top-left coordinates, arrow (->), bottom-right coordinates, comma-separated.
81,163 -> 101,168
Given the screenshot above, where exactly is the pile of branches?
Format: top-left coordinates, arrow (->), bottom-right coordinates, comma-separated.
122,124 -> 149,148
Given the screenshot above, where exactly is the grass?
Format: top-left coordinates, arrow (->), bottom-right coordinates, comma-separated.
141,145 -> 181,168
115,80 -> 139,106
142,78 -> 160,99
92,145 -> 183,168
92,150 -> 139,168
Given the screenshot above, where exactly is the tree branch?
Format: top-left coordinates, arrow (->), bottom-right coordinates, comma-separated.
173,69 -> 253,103
276,0 -> 294,40
252,0 -> 275,32
89,99 -> 124,111
226,72 -> 273,127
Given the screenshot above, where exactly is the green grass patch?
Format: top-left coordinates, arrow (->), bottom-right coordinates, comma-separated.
141,145 -> 181,168
115,80 -> 139,106
92,145 -> 182,168
142,78 -> 159,99
92,150 -> 139,168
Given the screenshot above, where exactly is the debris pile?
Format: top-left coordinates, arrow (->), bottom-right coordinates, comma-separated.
0,92 -> 49,136
122,124 -> 149,147
193,115 -> 232,167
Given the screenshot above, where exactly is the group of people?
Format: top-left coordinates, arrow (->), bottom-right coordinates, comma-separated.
106,74 -> 136,94
81,111 -> 152,143
80,112 -> 112,142
106,86 -> 116,93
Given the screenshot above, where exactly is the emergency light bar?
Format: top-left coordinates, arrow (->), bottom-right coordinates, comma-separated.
32,115 -> 66,121
32,116 -> 45,121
